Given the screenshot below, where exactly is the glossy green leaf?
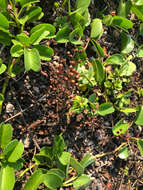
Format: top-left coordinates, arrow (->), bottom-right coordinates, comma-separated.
91,40 -> 104,57
136,47 -> 143,57
0,30 -> 11,45
33,45 -> 54,61
0,63 -> 7,75
47,168 -> 65,181
137,139 -> 143,156
134,0 -> 143,6
44,171 -> 63,189
105,54 -> 125,66
58,151 -> 71,165
131,5 -> 143,21
34,154 -> 52,167
53,135 -> 66,156
118,146 -> 130,159
0,13 -> 9,30
121,33 -> 134,54
16,33 -> 30,46
120,107 -> 137,114
30,24 -> 56,38
119,61 -> 136,76
80,153 -> 96,168
88,94 -> 96,103
21,6 -> 43,23
103,15 -> 113,26
0,164 -> 15,190
135,106 -> 143,125
92,59 -> 105,83
0,0 -> 8,10
98,102 -> 115,116
55,26 -> 71,43
69,27 -> 83,45
112,119 -> 130,136
75,0 -> 91,13
73,174 -> 91,190
10,44 -> 24,57
0,123 -> 12,149
24,169 -> 45,190
70,157 -> 84,175
24,48 -> 41,72
118,0 -> 132,17
112,16 -> 133,29
19,0 -> 40,8
90,19 -> 103,40
3,139 -> 24,162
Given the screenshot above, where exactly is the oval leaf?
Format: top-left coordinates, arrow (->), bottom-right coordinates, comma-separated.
0,13 -> 9,29
112,119 -> 130,136
80,153 -> 96,168
70,157 -> 84,175
55,26 -> 70,43
90,18 -> 103,40
10,44 -> 24,57
118,146 -> 130,159
137,139 -> 143,156
121,33 -> 134,54
112,16 -> 133,29
0,64 -> 7,75
24,48 -> 41,72
99,102 -> 115,116
44,173 -> 63,189
0,123 -> 12,149
24,169 -> 45,190
135,106 -> 143,126
73,174 -> 91,190
105,54 -> 125,66
0,164 -> 15,190
92,59 -> 105,83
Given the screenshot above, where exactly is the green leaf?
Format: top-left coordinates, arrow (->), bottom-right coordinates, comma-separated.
118,146 -> 130,159
139,23 -> 143,36
90,19 -> 103,40
16,33 -> 30,46
21,6 -> 43,23
98,102 -> 115,116
118,0 -> 132,17
0,0 -> 8,10
0,94 -> 4,106
134,0 -> 143,6
3,139 -> 24,162
58,151 -> 71,165
0,123 -> 12,149
121,33 -> 134,54
135,106 -> 143,125
24,169 -> 45,190
10,44 -> 24,57
112,119 -> 130,136
120,107 -> 137,115
34,154 -> 52,167
75,0 -> 91,13
91,40 -> 104,57
0,63 -> 7,75
88,94 -> 96,103
103,15 -> 113,26
73,174 -> 91,190
30,24 -> 56,38
70,157 -> 84,175
69,27 -> 83,45
80,153 -> 96,168
92,59 -> 105,83
47,168 -> 65,181
33,45 -> 54,61
19,0 -> 40,8
0,13 -> 9,30
0,30 -> 11,45
55,26 -> 71,43
105,54 -> 125,66
0,164 -> 15,190
136,47 -> 143,57
24,48 -> 41,72
119,61 -> 136,76
131,5 -> 143,21
44,170 -> 63,189
112,16 -> 133,29
137,139 -> 143,156
52,135 -> 66,157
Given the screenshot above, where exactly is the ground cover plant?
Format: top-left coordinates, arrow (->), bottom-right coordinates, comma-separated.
0,0 -> 143,189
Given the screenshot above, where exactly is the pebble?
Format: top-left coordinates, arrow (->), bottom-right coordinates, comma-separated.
6,102 -> 15,113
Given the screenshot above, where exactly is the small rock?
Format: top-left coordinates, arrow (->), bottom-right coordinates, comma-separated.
6,103 -> 15,113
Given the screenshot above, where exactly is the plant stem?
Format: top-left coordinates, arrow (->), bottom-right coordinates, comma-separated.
0,58 -> 18,115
